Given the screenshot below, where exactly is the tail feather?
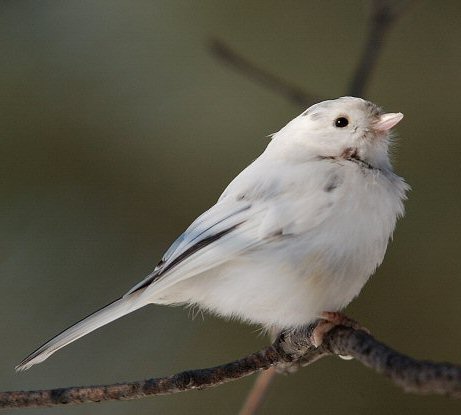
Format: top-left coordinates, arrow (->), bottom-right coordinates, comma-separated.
16,295 -> 146,371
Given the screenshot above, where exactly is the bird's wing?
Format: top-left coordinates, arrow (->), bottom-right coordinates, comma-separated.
126,161 -> 340,298
124,198 -> 264,296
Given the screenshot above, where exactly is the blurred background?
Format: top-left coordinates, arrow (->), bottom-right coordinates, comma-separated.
1,1 -> 460,414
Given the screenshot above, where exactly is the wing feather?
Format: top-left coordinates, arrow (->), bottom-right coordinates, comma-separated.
125,200 -> 257,296
126,160 -> 340,299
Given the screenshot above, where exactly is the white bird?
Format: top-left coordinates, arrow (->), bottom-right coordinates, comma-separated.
16,96 -> 409,371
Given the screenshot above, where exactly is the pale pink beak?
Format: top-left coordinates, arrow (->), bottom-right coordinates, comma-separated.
373,112 -> 404,132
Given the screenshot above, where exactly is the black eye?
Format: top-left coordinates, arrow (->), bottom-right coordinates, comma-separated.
335,117 -> 349,128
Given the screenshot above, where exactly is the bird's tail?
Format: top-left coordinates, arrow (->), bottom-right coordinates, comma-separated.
15,295 -> 146,371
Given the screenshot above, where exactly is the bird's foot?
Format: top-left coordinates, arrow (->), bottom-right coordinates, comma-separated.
310,311 -> 370,358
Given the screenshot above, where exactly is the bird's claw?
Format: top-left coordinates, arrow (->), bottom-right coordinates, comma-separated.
310,311 -> 370,350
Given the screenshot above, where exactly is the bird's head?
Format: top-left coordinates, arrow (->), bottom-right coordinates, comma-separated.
269,96 -> 403,171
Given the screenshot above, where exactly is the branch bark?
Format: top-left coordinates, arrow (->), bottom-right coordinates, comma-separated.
2,322 -> 461,409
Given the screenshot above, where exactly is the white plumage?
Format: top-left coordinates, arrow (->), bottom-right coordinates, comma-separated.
16,97 -> 409,371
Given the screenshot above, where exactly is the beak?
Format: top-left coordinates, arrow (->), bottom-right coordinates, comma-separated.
373,112 -> 404,132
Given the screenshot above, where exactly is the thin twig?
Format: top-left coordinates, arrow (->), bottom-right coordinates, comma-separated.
2,322 -> 461,409
210,38 -> 321,108
209,3 -> 412,102
238,367 -> 277,415
348,0 -> 413,96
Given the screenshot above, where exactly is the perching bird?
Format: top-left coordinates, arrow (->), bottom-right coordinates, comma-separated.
16,96 -> 409,371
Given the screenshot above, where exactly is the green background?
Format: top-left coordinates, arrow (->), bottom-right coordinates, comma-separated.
1,1 -> 460,414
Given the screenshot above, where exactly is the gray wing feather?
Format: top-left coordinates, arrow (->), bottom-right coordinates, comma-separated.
125,200 -> 254,296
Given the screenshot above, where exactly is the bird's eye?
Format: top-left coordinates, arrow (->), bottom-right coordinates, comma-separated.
334,117 -> 349,128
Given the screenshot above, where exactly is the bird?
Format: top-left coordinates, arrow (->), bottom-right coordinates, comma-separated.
16,96 -> 409,371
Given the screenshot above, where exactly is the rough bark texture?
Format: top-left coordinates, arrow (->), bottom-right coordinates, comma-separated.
2,324 -> 461,409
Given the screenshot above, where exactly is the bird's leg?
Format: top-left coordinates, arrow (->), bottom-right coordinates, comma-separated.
311,311 -> 370,348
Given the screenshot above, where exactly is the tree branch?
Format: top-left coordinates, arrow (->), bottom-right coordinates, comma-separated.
2,321 -> 461,409
348,0 -> 413,96
209,38 -> 321,108
210,1 -> 413,104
